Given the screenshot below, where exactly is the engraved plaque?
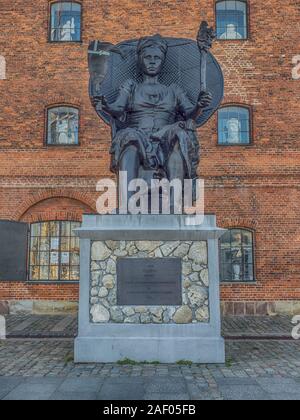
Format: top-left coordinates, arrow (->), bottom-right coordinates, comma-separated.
117,258 -> 182,306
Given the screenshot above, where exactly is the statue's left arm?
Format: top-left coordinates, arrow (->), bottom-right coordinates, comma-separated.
176,87 -> 212,121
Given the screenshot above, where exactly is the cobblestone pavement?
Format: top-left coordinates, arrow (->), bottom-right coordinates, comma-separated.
0,339 -> 299,400
223,315 -> 294,339
5,315 -> 77,338
3,314 -> 295,339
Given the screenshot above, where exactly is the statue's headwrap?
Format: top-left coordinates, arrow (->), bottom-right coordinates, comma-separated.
137,34 -> 168,62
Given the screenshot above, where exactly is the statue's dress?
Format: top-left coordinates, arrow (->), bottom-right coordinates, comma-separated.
110,79 -> 199,180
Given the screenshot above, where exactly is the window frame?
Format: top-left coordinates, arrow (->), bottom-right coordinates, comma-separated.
217,104 -> 253,146
45,104 -> 81,147
215,0 -> 250,42
48,0 -> 83,44
27,220 -> 80,284
219,227 -> 256,284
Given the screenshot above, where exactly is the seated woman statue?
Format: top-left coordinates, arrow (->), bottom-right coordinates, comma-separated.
92,34 -> 212,194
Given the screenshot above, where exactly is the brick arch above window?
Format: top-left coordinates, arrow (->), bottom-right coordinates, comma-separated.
45,98 -> 82,109
218,216 -> 258,231
20,197 -> 94,224
15,191 -> 96,221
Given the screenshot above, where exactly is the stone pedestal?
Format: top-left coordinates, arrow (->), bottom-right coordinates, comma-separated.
74,214 -> 226,364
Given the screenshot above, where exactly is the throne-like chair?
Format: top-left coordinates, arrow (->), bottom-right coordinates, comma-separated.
88,37 -> 224,185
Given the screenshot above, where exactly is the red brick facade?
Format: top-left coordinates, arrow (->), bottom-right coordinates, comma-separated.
0,1 -> 299,314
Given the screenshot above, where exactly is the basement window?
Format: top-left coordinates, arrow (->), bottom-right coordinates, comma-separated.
29,221 -> 80,282
50,1 -> 82,42
47,106 -> 79,145
216,1 -> 248,40
220,229 -> 255,282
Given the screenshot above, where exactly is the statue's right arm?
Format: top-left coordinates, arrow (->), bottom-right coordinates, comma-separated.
92,79 -> 134,119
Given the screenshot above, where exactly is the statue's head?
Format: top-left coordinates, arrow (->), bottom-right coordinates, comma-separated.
137,34 -> 168,76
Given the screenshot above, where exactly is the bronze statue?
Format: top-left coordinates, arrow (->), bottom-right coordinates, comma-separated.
88,23 -> 224,206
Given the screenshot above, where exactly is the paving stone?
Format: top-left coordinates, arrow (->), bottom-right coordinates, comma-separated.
269,392 -> 300,401
216,377 -> 258,386
98,382 -> 145,400
146,378 -> 186,393
13,318 -> 36,332
51,316 -> 76,333
186,381 -> 209,399
144,393 -> 190,401
23,377 -> 64,385
0,377 -> 23,399
3,380 -> 62,400
50,391 -> 99,400
218,385 -> 270,401
58,377 -> 103,393
256,377 -> 300,395
105,377 -> 145,385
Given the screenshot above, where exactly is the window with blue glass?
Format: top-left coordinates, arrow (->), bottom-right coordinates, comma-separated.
50,1 -> 81,42
220,229 -> 254,282
216,1 -> 248,40
218,106 -> 250,145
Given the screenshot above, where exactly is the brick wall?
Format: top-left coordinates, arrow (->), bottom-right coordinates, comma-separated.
0,1 -> 299,310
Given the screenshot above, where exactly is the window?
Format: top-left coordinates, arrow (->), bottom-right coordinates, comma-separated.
218,106 -> 250,145
47,106 -> 79,145
216,1 -> 248,40
29,221 -> 80,281
220,229 -> 254,282
50,1 -> 81,42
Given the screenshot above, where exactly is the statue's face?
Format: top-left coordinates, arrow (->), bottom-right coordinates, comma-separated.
140,46 -> 165,76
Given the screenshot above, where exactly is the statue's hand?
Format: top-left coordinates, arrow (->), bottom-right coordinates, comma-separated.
91,95 -> 109,112
197,91 -> 212,109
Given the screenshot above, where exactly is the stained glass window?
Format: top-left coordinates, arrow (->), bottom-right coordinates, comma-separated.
29,221 -> 80,282
216,1 -> 248,40
220,229 -> 254,282
47,107 -> 79,145
50,2 -> 81,42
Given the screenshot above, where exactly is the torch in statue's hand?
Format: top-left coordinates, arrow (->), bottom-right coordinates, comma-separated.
197,21 -> 216,53
197,21 -> 216,92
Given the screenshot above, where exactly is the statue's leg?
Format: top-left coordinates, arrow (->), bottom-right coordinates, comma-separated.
167,143 -> 185,211
167,142 -> 185,182
119,145 -> 140,207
